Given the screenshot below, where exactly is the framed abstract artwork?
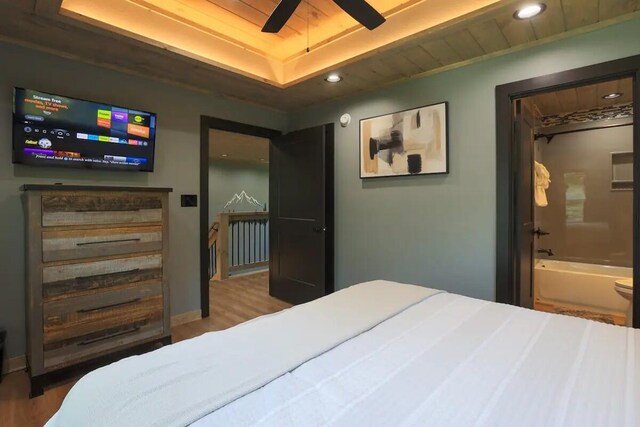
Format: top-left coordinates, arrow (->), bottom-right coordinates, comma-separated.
360,102 -> 449,178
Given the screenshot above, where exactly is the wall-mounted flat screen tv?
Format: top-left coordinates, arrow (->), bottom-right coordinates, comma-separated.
12,88 -> 156,172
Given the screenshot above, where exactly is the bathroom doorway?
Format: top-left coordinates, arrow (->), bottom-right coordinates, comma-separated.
524,78 -> 633,326
496,56 -> 640,328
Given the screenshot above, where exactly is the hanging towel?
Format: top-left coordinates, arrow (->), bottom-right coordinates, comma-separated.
534,161 -> 551,207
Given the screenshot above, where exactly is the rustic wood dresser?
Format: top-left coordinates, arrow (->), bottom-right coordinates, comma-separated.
22,185 -> 172,397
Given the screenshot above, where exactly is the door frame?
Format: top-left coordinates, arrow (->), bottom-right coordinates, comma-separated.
199,116 -> 281,318
495,54 -> 640,328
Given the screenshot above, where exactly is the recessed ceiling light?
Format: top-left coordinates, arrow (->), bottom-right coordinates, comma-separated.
221,154 -> 228,157
325,73 -> 342,83
602,92 -> 623,100
513,3 -> 547,20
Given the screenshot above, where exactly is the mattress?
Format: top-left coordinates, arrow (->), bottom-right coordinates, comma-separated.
47,281 -> 639,427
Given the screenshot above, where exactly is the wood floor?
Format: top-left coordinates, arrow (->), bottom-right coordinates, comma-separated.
0,271 -> 289,427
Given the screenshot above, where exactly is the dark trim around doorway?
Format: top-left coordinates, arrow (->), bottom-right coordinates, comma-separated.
495,54 -> 640,328
199,116 -> 282,318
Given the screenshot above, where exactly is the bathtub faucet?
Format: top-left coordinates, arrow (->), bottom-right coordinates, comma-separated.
537,248 -> 554,256
533,227 -> 550,238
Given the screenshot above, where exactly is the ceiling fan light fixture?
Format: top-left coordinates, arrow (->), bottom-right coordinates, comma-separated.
513,3 -> 547,20
602,92 -> 623,100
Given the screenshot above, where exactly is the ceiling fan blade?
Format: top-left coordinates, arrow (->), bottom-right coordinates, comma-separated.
333,0 -> 385,30
262,0 -> 302,33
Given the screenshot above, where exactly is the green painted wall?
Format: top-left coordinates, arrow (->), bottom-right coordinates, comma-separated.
0,42 -> 287,359
289,18 -> 640,300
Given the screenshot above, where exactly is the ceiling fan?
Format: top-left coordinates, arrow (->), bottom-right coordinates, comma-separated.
262,0 -> 385,33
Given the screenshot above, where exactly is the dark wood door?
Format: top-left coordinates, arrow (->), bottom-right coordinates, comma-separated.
269,124 -> 334,305
514,99 -> 535,309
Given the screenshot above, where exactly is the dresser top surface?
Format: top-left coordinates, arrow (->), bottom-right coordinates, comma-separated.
20,184 -> 173,193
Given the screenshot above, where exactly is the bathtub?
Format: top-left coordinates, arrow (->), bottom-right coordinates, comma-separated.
534,259 -> 631,315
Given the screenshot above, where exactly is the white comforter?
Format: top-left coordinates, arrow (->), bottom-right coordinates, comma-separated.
195,291 -> 640,427
47,281 -> 441,427
48,281 -> 640,427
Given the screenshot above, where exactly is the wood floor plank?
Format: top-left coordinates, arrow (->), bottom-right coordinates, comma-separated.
0,270 -> 288,427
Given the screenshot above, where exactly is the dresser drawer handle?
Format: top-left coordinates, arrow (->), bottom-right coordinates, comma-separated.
77,298 -> 141,314
76,238 -> 142,247
75,268 -> 140,281
75,208 -> 141,212
78,326 -> 141,346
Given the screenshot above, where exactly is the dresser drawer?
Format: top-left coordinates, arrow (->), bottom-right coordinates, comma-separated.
43,319 -> 164,371
43,282 -> 164,371
42,226 -> 162,262
41,193 -> 163,227
43,254 -> 163,301
43,282 -> 163,345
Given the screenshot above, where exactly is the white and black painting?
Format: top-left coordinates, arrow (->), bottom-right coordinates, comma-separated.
360,102 -> 448,178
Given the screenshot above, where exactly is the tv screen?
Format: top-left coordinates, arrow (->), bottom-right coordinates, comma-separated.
12,88 -> 156,172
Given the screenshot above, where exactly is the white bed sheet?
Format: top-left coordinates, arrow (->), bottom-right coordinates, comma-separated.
194,292 -> 640,427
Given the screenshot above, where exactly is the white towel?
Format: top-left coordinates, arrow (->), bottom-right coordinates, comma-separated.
534,161 -> 551,207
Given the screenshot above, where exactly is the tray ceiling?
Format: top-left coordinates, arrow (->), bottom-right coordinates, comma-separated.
0,0 -> 638,110
59,0 -> 502,86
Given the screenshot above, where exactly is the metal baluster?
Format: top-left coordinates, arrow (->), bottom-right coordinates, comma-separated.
263,219 -> 267,261
259,220 -> 262,262
242,220 -> 246,266
227,222 -> 235,265
258,220 -> 262,262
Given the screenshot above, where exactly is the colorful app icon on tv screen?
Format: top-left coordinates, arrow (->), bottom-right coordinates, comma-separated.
12,88 -> 156,171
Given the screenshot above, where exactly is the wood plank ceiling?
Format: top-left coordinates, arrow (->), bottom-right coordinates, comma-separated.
0,0 -> 638,111
532,78 -> 634,116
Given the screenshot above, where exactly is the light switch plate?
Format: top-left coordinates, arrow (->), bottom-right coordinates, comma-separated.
181,194 -> 198,207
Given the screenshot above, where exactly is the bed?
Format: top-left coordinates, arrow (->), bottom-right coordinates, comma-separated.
46,280 -> 639,427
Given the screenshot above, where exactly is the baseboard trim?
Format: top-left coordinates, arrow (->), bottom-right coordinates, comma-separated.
2,311 -> 202,377
170,309 -> 202,327
2,355 -> 26,376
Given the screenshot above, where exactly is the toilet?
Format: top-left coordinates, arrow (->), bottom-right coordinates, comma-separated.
614,278 -> 633,327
